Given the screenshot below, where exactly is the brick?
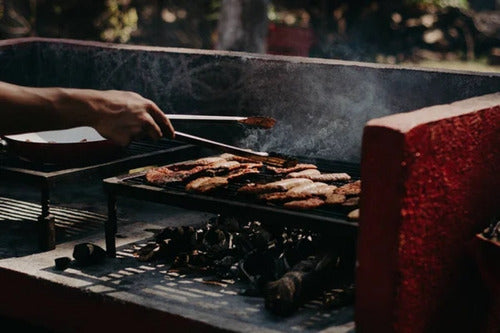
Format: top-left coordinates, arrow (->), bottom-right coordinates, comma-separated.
357,92 -> 500,332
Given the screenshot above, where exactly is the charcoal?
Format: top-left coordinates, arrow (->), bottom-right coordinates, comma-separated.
322,284 -> 356,309
73,243 -> 106,266
264,254 -> 337,316
482,218 -> 500,241
202,228 -> 228,252
133,215 -> 354,317
54,257 -> 71,271
134,243 -> 160,262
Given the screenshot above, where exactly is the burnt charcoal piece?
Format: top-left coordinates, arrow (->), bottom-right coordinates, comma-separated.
73,243 -> 106,266
202,228 -> 228,253
134,243 -> 161,262
54,257 -> 71,271
264,254 -> 337,316
322,284 -> 356,309
482,218 -> 500,241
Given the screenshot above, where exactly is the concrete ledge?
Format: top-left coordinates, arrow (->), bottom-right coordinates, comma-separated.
0,210 -> 355,333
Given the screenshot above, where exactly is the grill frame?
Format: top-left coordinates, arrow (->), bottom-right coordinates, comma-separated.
0,139 -> 201,250
103,157 -> 360,257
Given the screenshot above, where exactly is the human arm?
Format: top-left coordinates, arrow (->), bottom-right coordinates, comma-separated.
0,81 -> 175,146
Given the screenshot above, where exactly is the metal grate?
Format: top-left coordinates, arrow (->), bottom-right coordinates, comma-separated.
104,157 -> 360,234
0,196 -> 108,258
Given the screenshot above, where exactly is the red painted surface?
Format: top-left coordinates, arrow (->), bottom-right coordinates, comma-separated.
267,23 -> 315,57
0,267 -> 229,332
357,93 -> 500,332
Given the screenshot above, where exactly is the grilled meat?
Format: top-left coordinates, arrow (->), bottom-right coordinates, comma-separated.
219,153 -> 256,163
347,208 -> 360,221
335,180 -> 361,196
267,164 -> 317,174
259,183 -> 334,202
324,193 -> 347,205
227,168 -> 261,181
286,169 -> 321,178
185,176 -> 228,193
145,166 -> 204,184
238,178 -> 313,195
283,197 -> 325,210
303,173 -> 351,182
168,156 -> 228,171
146,160 -> 242,185
200,160 -> 242,176
342,196 -> 360,207
288,182 -> 336,196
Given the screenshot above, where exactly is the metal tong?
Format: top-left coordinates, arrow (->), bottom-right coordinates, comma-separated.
173,131 -> 296,168
168,115 -> 276,129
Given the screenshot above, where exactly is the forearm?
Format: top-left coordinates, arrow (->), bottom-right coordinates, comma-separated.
0,81 -> 96,134
0,81 -> 174,146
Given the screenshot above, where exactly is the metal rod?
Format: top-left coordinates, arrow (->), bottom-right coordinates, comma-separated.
38,180 -> 55,251
173,131 -> 296,167
168,114 -> 247,121
168,115 -> 276,129
174,131 -> 268,157
106,192 -> 117,257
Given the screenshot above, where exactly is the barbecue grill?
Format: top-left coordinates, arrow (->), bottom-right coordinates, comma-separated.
0,38 -> 499,333
103,156 -> 360,257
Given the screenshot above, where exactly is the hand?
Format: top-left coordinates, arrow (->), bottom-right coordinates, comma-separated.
68,89 -> 175,147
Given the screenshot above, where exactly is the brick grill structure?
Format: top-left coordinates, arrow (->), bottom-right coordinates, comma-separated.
0,38 -> 499,332
358,93 -> 500,332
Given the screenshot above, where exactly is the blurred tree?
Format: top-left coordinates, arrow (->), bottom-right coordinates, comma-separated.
0,0 -> 32,37
215,0 -> 270,53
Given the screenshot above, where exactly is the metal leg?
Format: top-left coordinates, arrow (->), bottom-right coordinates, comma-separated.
106,192 -> 117,257
38,182 -> 55,251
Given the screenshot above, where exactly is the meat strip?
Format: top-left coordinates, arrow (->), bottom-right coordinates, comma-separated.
347,209 -> 360,221
267,164 -> 318,174
219,153 -> 255,163
324,193 -> 347,205
227,168 -> 261,181
283,197 -> 325,210
303,173 -> 351,182
185,177 -> 228,193
335,180 -> 361,196
259,183 -> 334,202
238,178 -> 313,195
168,156 -> 228,171
286,169 -> 321,178
288,183 -> 336,196
342,196 -> 360,207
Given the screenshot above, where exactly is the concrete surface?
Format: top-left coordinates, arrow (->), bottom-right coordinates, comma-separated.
0,193 -> 355,332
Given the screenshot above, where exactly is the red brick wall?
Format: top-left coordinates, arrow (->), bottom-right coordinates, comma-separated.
356,93 -> 500,332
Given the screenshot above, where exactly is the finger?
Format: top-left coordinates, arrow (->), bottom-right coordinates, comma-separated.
142,113 -> 162,141
148,102 -> 175,139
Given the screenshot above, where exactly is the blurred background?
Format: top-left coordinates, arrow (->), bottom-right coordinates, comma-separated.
0,0 -> 498,72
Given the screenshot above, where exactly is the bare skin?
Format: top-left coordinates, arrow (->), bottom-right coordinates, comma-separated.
0,81 -> 175,146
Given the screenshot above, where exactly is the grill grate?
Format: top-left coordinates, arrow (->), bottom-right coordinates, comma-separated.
0,196 -> 108,258
105,157 -> 360,236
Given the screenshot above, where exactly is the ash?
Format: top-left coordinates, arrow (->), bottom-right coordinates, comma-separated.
134,214 -> 355,316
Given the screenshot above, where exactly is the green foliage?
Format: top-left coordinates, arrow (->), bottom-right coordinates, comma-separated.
98,0 -> 138,43
404,0 -> 469,9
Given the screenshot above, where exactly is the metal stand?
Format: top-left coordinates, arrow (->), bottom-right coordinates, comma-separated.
105,192 -> 117,257
38,182 -> 55,251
